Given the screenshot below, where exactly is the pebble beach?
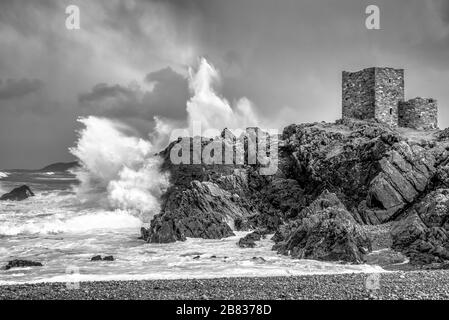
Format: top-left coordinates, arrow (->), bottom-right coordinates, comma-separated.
1,270 -> 449,300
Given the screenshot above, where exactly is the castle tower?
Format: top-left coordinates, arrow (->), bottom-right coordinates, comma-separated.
342,67 -> 404,126
398,97 -> 438,130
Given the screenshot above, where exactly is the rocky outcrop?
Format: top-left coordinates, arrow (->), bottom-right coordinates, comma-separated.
3,260 -> 42,270
0,185 -> 34,201
282,119 -> 448,224
237,229 -> 269,248
391,189 -> 449,265
144,173 -> 256,243
142,133 -> 306,243
141,119 -> 449,267
273,190 -> 372,263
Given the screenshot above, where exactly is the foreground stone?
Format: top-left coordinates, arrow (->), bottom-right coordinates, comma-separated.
0,185 -> 35,201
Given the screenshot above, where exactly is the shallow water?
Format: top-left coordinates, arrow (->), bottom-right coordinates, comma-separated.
0,171 -> 384,285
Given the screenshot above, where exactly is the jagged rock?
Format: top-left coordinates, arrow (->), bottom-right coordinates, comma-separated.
237,229 -> 269,248
142,119 -> 449,268
91,255 -> 115,261
391,189 -> 449,265
144,180 -> 251,243
234,217 -> 252,231
297,190 -> 346,219
4,260 -> 42,270
282,120 -> 445,224
0,185 -> 35,201
142,135 -> 301,243
274,191 -> 372,263
91,255 -> 102,261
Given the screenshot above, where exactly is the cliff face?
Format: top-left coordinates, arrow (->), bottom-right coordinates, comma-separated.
282,119 -> 448,224
141,119 -> 449,266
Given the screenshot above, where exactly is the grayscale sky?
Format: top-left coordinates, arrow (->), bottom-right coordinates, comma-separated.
0,0 -> 448,169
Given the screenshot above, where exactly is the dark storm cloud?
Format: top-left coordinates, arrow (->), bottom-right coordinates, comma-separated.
79,67 -> 188,122
0,78 -> 44,100
79,83 -> 136,106
144,67 -> 189,119
1,0 -> 449,169
0,78 -> 58,116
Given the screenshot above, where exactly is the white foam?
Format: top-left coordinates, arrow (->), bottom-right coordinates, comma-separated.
0,233 -> 387,285
186,57 -> 259,133
0,210 -> 141,236
69,117 -> 170,222
0,172 -> 9,179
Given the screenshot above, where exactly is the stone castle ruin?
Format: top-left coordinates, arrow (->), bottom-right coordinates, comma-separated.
342,67 -> 438,130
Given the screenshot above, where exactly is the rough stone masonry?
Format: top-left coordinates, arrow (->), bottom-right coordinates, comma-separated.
342,67 -> 438,130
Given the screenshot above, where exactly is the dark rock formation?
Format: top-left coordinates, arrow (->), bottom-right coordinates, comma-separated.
391,189 -> 449,265
145,179 -> 246,243
91,255 -> 114,261
141,133 -> 305,243
273,191 -> 372,263
140,119 -> 449,267
282,119 -> 446,224
0,185 -> 35,201
237,229 -> 269,248
4,260 -> 42,270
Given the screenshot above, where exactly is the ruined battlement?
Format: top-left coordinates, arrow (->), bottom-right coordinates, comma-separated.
342,67 -> 437,130
398,97 -> 438,130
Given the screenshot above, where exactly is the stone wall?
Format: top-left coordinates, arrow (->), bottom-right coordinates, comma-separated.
398,98 -> 438,130
374,68 -> 404,126
342,68 -> 375,121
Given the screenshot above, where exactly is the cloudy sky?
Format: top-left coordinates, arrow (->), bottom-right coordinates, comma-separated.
0,0 -> 448,169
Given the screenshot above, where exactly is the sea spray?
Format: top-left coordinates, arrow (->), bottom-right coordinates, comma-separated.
69,117 -> 170,222
186,57 -> 260,134
0,172 -> 8,195
69,58 -> 261,222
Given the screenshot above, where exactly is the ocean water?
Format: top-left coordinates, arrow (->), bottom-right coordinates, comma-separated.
0,171 -> 384,285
